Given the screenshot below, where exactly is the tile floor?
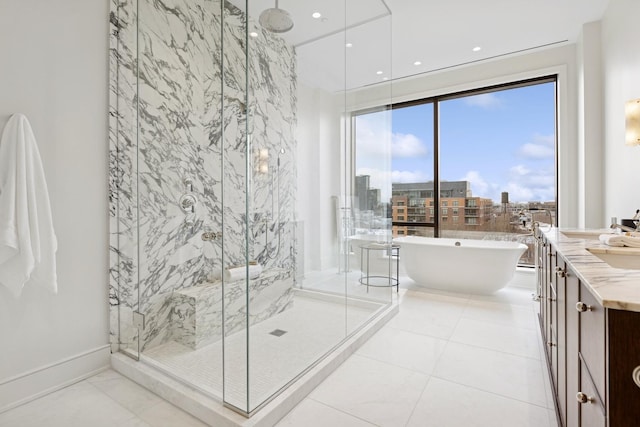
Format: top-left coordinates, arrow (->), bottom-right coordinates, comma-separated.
0,282 -> 558,427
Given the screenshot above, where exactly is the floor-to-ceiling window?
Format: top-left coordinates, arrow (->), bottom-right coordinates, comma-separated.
353,76 -> 557,264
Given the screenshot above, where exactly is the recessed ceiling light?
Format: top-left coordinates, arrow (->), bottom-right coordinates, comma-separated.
345,42 -> 353,48
312,12 -> 322,19
472,46 -> 481,52
414,61 -> 422,66
376,71 -> 383,75
249,31 -> 258,38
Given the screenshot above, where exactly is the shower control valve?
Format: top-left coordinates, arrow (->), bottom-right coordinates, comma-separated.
179,193 -> 198,213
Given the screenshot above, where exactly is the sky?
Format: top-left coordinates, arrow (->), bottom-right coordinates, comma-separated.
355,81 -> 556,204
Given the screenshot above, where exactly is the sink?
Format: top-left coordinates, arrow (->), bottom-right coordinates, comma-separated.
587,248 -> 640,270
560,230 -> 606,240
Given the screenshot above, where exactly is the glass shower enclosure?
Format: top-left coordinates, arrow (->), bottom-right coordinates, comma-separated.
109,0 -> 393,416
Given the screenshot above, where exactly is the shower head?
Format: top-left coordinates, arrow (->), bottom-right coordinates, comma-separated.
259,0 -> 294,33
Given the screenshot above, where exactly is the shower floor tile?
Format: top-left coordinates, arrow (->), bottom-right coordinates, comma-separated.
142,290 -> 382,409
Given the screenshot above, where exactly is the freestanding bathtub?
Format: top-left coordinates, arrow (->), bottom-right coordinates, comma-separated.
394,236 -> 527,294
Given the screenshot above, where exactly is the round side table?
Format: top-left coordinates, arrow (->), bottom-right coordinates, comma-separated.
358,243 -> 399,293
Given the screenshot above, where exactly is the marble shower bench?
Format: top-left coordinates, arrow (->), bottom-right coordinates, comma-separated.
170,268 -> 294,350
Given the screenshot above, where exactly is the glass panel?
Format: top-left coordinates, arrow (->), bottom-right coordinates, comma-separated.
439,82 -> 557,264
111,0 -> 393,417
346,3 -> 393,330
220,0 -> 250,411
386,103 -> 435,238
239,0 -> 393,414
128,0 -> 226,397
111,0 -> 141,359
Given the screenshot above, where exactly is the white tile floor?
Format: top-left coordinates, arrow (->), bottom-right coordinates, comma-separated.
0,282 -> 558,427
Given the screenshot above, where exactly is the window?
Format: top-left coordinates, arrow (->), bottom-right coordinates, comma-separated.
353,76 -> 556,266
453,216 -> 459,223
397,216 -> 405,220
397,208 -> 405,213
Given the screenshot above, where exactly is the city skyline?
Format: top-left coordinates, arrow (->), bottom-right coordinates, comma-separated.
355,80 -> 556,204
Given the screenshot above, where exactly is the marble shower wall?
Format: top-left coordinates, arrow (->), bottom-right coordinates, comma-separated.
109,0 -> 297,353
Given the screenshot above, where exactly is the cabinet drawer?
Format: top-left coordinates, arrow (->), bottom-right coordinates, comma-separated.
579,358 -> 606,427
608,309 -> 640,426
578,283 -> 606,402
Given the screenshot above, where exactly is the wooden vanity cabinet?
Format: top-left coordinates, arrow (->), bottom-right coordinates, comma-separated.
540,240 -> 640,426
607,308 -> 640,425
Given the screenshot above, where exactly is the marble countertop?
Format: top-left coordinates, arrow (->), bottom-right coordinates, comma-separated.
543,227 -> 640,312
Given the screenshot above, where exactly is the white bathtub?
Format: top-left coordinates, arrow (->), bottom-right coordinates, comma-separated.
394,236 -> 527,294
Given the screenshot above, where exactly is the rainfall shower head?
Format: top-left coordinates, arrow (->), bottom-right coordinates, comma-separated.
259,0 -> 294,33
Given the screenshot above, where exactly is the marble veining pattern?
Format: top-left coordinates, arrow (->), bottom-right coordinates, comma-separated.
109,0 -> 298,356
544,228 -> 640,311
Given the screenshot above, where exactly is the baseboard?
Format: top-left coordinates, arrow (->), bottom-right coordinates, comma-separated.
0,345 -> 111,413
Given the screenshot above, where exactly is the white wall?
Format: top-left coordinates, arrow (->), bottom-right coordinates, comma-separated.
296,83 -> 342,272
576,22 -> 605,228
601,0 -> 640,223
0,0 -> 110,410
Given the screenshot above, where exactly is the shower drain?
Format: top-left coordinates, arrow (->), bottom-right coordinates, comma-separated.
269,329 -> 287,337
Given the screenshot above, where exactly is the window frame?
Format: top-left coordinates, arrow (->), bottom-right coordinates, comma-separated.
351,75 -> 558,238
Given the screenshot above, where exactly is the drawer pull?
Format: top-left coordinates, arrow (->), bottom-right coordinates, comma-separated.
576,302 -> 593,312
633,366 -> 640,389
555,266 -> 566,278
547,341 -> 556,347
576,392 -> 595,404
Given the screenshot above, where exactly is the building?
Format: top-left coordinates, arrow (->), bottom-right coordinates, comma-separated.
391,181 -> 493,236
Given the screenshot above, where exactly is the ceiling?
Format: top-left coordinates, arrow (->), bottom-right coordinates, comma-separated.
235,0 -> 611,92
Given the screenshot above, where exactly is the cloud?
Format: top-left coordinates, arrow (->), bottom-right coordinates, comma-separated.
519,133 -> 555,159
391,169 -> 431,183
464,93 -> 503,109
392,133 -> 428,157
458,170 -> 502,201
355,115 -> 428,159
505,164 -> 555,203
455,167 -> 554,203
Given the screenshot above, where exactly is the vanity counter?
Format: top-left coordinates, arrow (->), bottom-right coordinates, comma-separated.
543,227 -> 640,312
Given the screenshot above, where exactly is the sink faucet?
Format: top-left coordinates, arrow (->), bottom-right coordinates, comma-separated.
610,223 -> 637,233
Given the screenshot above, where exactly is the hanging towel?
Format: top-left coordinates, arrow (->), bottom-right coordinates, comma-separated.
0,114 -> 57,297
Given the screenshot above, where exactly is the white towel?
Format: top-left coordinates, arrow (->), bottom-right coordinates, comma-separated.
0,114 -> 57,297
599,234 -> 626,247
621,235 -> 640,248
224,263 -> 262,282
